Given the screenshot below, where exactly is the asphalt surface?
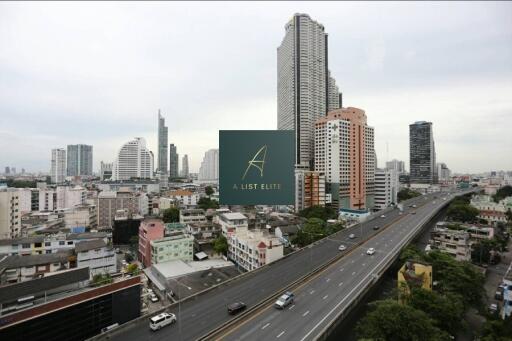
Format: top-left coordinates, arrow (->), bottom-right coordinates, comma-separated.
103,191 -> 466,341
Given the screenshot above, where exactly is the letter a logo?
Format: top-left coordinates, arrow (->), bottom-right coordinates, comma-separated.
242,145 -> 267,180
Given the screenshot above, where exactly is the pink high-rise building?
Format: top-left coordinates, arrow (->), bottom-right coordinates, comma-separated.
138,219 -> 165,268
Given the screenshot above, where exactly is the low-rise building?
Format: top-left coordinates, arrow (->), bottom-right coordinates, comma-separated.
227,226 -> 283,272
150,231 -> 194,264
217,212 -> 248,236
179,208 -> 207,224
470,194 -> 512,225
138,219 -> 165,268
75,239 -> 116,277
166,190 -> 201,207
62,204 -> 97,230
374,169 -> 399,210
0,252 -> 70,284
430,227 -> 472,261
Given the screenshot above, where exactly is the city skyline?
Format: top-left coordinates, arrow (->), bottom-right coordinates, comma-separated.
1,2 -> 511,174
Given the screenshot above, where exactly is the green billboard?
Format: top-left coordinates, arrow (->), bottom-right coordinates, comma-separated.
219,130 -> 295,205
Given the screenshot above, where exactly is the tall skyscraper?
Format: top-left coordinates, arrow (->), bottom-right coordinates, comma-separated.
277,13 -> 341,169
409,121 -> 436,184
51,148 -> 66,184
112,137 -> 154,180
181,154 -> 189,178
169,144 -> 179,179
67,144 -> 93,176
198,149 -> 219,182
4,167 -> 9,175
157,110 -> 168,174
315,107 -> 375,210
385,159 -> 406,174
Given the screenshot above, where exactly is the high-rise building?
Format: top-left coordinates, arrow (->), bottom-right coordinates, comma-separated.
51,148 -> 66,184
295,170 -> 326,212
97,190 -> 140,228
0,189 -> 21,238
112,137 -> 154,180
169,143 -> 179,179
374,169 -> 399,210
181,154 -> 189,178
436,162 -> 451,182
385,159 -> 406,174
315,107 -> 375,210
277,13 -> 341,169
67,144 -> 93,176
4,167 -> 9,175
198,149 -> 219,182
157,110 -> 168,174
409,121 -> 436,184
11,167 -> 16,174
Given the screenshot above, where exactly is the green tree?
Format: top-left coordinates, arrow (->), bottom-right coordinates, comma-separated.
356,300 -> 451,341
446,203 -> 479,223
298,206 -> 337,221
481,316 -> 512,341
506,208 -> 512,222
471,240 -> 501,265
493,185 -> 512,203
126,263 -> 139,274
409,288 -> 464,335
91,273 -> 113,287
292,218 -> 327,247
124,252 -> 134,263
397,188 -> 422,202
205,186 -> 214,197
162,207 -> 180,223
129,235 -> 139,255
197,197 -> 219,210
213,235 -> 228,255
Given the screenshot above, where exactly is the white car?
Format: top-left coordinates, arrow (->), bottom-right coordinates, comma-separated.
380,215 -> 386,218
149,313 -> 176,331
366,248 -> 376,255
150,294 -> 159,303
338,244 -> 347,251
349,234 -> 356,239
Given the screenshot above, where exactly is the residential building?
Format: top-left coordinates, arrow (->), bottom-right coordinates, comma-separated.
217,212 -> 249,236
0,253 -> 70,284
0,269 -> 141,341
181,154 -> 189,178
198,149 -> 219,182
295,170 -> 326,212
385,159 -> 406,174
470,194 -> 512,225
138,219 -> 165,268
398,260 -> 432,302
157,110 -> 168,174
167,190 -> 200,207
62,204 -> 97,230
112,137 -> 154,180
437,162 -> 451,182
315,107 -> 375,210
75,239 -> 116,277
150,231 -> 194,264
97,179 -> 160,193
409,121 -> 437,184
179,209 -> 207,224
227,226 -> 283,271
112,213 -> 143,245
374,169 -> 399,210
51,148 -> 66,184
0,189 -> 21,238
277,13 -> 341,168
435,221 -> 494,243
430,227 -> 472,261
97,190 -> 140,228
56,185 -> 86,209
169,143 -> 179,179
100,161 -> 113,180
66,144 -> 93,176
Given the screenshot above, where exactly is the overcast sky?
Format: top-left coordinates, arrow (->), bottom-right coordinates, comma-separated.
1,1 -> 511,174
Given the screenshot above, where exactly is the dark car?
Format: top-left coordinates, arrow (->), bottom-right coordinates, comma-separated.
228,301 -> 247,315
373,226 -> 380,230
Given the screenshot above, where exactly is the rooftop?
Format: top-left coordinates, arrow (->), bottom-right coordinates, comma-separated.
221,212 -> 247,221
0,252 -> 70,270
75,239 -> 107,252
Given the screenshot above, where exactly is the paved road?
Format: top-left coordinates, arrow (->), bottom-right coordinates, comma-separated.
102,191 -> 465,341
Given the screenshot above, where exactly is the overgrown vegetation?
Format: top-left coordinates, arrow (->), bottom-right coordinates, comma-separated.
298,205 -> 338,221
205,186 -> 214,196
292,218 -> 344,247
197,197 -> 219,210
397,188 -> 422,202
446,195 -> 479,223
91,273 -> 113,287
493,185 -> 512,203
162,207 -> 180,223
213,235 -> 228,255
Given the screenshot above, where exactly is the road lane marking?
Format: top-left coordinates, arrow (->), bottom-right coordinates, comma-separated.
277,331 -> 285,338
288,304 -> 295,310
262,323 -> 270,330
326,278 -> 331,282
338,282 -> 343,286
339,268 -> 344,272
310,290 -> 315,294
303,310 -> 310,317
323,295 -> 329,300
362,263 -> 366,266
352,271 -> 356,275
351,260 -> 355,263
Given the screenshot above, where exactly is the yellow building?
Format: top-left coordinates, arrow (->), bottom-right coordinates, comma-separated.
398,260 -> 432,302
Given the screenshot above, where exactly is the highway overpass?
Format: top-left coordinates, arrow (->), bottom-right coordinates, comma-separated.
93,190 -> 473,341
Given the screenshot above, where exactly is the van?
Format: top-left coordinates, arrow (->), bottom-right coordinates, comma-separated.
101,323 -> 119,333
149,313 -> 176,331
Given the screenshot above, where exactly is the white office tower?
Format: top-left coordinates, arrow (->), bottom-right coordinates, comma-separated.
385,159 -> 406,174
181,154 -> 189,178
113,137 -> 154,180
277,13 -> 341,169
374,169 -> 399,210
51,148 -> 66,184
198,149 -> 219,182
437,163 -> 451,182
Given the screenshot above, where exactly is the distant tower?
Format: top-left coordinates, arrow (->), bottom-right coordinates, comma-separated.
67,144 -> 93,176
181,154 -> 189,178
157,110 -> 168,174
169,144 -> 179,179
51,148 -> 66,183
409,121 -> 436,184
112,138 -> 153,180
198,149 -> 219,182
